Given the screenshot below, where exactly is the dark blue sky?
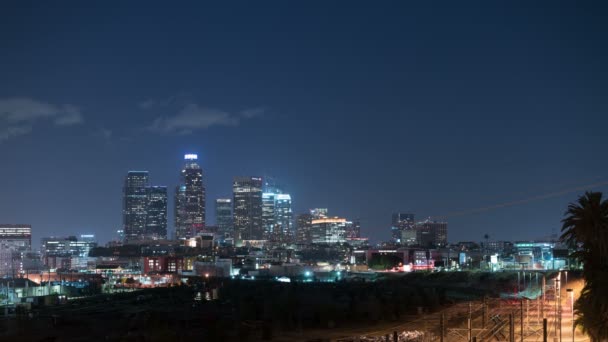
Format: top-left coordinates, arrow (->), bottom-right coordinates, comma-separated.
1,1 -> 607,245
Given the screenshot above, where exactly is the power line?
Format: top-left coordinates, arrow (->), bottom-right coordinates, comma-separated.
438,179 -> 608,219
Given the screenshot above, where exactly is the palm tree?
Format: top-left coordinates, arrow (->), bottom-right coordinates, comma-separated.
561,192 -> 608,341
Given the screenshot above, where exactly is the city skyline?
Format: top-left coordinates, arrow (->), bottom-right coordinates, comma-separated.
1,2 -> 608,245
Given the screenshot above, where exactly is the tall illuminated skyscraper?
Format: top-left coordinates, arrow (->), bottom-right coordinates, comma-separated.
123,171 -> 149,242
262,193 -> 276,238
215,198 -> 233,237
275,194 -> 293,241
262,192 -> 293,242
146,186 -> 167,239
233,176 -> 263,241
174,154 -> 205,240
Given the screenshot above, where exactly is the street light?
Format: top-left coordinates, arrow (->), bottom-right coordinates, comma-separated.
567,288 -> 574,342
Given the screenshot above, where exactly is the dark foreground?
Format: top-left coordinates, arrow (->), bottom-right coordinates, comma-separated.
1,272 -> 526,341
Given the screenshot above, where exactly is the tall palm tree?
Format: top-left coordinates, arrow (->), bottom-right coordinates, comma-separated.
561,192 -> 608,341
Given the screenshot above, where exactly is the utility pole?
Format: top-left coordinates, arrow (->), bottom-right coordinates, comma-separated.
521,300 -> 524,342
509,313 -> 515,342
542,274 -> 546,318
440,313 -> 445,342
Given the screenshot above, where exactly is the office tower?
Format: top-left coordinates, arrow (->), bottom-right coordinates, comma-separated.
391,213 -> 415,244
262,191 -> 293,242
262,193 -> 276,238
233,176 -> 263,241
311,217 -> 347,244
416,219 -> 448,248
174,154 -> 206,239
174,185 -> 186,239
296,213 -> 313,244
215,199 -> 233,237
0,224 -> 32,277
274,194 -> 293,241
345,219 -> 361,239
123,171 -> 149,242
146,186 -> 168,240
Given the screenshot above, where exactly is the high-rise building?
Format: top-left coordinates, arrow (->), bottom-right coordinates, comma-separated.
123,171 -> 149,242
416,219 -> 448,248
391,213 -> 415,244
262,193 -> 276,238
311,217 -> 347,244
275,194 -> 293,241
233,176 -> 263,241
262,191 -> 293,242
215,199 -> 233,237
175,154 -> 206,240
0,224 -> 32,277
296,213 -> 313,244
146,186 -> 167,240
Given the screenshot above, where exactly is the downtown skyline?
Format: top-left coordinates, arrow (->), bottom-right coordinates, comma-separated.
1,1 -> 608,246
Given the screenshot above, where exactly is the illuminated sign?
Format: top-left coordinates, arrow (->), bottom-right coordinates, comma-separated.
184,154 -> 198,160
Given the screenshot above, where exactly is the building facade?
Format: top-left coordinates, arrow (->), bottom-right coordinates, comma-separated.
391,213 -> 415,244
345,219 -> 361,239
40,235 -> 97,270
215,198 -> 233,238
274,194 -> 293,241
146,186 -> 167,240
233,177 -> 263,241
123,171 -> 149,242
174,154 -> 206,240
296,213 -> 313,244
262,192 -> 293,242
0,224 -> 31,277
416,219 -> 448,248
311,217 -> 347,244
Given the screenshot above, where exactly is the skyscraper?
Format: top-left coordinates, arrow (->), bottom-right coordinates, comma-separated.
391,213 -> 415,244
416,219 -> 448,248
275,194 -> 293,241
262,193 -> 276,238
174,154 -> 205,240
262,192 -> 293,242
296,213 -> 313,244
233,176 -> 263,241
215,198 -> 233,237
146,186 -> 167,240
123,171 -> 149,242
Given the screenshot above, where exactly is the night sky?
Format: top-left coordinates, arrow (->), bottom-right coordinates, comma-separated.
1,1 -> 607,246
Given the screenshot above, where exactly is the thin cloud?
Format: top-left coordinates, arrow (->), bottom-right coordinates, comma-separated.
240,107 -> 266,119
0,97 -> 84,142
0,125 -> 33,142
147,103 -> 263,134
138,99 -> 157,110
138,92 -> 192,110
95,128 -> 113,140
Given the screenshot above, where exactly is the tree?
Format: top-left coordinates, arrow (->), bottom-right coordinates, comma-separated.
561,192 -> 608,341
